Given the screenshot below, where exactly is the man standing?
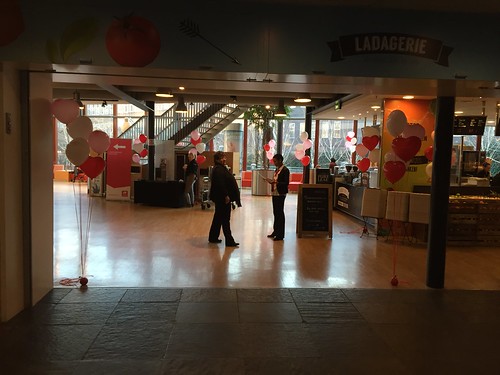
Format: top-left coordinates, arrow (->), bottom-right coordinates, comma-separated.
264,154 -> 290,241
208,151 -> 241,247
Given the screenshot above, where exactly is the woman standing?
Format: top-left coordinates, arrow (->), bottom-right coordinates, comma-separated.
183,152 -> 198,207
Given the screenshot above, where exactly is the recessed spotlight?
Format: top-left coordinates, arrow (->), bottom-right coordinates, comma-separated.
371,105 -> 381,109
455,111 -> 464,114
338,116 -> 345,119
402,95 -> 414,100
178,86 -> 185,91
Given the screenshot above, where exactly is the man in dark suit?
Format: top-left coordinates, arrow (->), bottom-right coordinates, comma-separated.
264,153 -> 290,241
208,151 -> 241,247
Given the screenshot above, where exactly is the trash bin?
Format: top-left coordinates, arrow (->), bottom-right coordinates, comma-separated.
252,169 -> 274,196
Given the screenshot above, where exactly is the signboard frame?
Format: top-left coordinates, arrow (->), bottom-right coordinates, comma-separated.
297,184 -> 333,238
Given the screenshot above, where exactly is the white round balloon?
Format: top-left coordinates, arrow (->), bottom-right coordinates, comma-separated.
65,138 -> 89,166
195,143 -> 206,153
67,116 -> 93,140
386,109 -> 407,137
299,131 -> 309,142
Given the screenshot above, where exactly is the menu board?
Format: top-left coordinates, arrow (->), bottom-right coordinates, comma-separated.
297,184 -> 332,238
453,116 -> 487,135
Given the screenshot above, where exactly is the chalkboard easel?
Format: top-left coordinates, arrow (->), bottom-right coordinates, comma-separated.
296,184 -> 333,238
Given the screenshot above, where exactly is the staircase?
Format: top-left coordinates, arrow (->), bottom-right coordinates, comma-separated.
118,102 -> 247,148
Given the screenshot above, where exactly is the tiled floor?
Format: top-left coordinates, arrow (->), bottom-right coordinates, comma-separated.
2,287 -> 500,374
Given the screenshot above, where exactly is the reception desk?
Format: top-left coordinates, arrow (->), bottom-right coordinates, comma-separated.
134,180 -> 185,208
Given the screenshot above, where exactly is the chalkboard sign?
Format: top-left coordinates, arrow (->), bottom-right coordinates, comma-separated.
453,116 -> 487,135
297,184 -> 333,238
315,168 -> 332,184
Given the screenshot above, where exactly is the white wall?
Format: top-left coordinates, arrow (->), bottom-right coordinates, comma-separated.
0,63 -> 25,321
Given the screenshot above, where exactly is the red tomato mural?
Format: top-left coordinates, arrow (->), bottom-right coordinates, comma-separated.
105,15 -> 161,67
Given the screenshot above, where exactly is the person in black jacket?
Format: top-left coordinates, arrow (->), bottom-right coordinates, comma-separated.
264,153 -> 290,241
208,151 -> 241,247
183,152 -> 198,207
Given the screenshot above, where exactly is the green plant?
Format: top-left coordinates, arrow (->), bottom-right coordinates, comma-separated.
243,105 -> 290,169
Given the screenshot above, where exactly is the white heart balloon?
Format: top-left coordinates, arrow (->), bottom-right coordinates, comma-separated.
386,110 -> 407,137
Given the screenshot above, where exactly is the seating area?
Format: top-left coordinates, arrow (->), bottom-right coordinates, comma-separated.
288,172 -> 303,192
53,164 -> 72,182
241,170 -> 252,188
240,170 -> 303,192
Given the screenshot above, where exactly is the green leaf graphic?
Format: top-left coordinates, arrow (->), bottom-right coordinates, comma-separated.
60,18 -> 99,62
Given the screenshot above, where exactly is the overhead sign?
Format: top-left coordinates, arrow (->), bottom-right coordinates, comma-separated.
328,33 -> 453,66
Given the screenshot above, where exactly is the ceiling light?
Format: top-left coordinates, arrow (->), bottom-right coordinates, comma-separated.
178,86 -> 185,91
175,96 -> 188,113
454,111 -> 464,114
294,93 -> 311,103
155,88 -> 174,98
101,100 -> 107,107
371,105 -> 381,109
73,91 -> 84,109
402,95 -> 414,100
275,99 -> 287,117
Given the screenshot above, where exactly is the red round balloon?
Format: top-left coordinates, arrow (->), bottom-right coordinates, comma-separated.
263,144 -> 270,151
390,275 -> 399,286
191,137 -> 202,145
79,277 -> 89,286
196,155 -> 206,164
424,145 -> 433,161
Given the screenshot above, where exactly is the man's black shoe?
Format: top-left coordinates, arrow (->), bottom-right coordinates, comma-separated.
226,242 -> 239,247
209,239 -> 222,243
267,234 -> 275,238
273,238 -> 284,241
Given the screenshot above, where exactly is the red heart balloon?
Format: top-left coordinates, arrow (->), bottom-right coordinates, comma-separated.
362,135 -> 379,151
356,157 -> 371,172
139,149 -> 148,157
191,137 -> 202,145
196,155 -> 206,164
301,155 -> 311,167
391,136 -> 421,162
139,134 -> 148,143
424,145 -> 433,161
383,161 -> 406,184
80,156 -> 105,179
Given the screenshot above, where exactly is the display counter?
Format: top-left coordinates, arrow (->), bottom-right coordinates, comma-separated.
134,180 -> 185,208
447,195 -> 500,246
334,181 -> 366,221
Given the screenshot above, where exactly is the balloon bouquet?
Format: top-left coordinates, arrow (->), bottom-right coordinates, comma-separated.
383,109 -> 426,184
294,131 -> 312,167
189,130 -> 207,164
52,99 -> 111,287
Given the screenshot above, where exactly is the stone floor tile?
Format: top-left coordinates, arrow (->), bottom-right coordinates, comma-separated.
40,302 -> 117,325
237,288 -> 293,303
239,302 -> 302,323
160,358 -> 245,375
240,323 -> 317,358
166,323 -> 242,358
85,321 -> 173,360
290,288 -> 349,303
121,288 -> 182,303
107,302 -> 178,324
175,302 -> 238,323
180,288 -> 237,302
74,359 -> 163,375
60,288 -> 127,304
297,302 -> 365,323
